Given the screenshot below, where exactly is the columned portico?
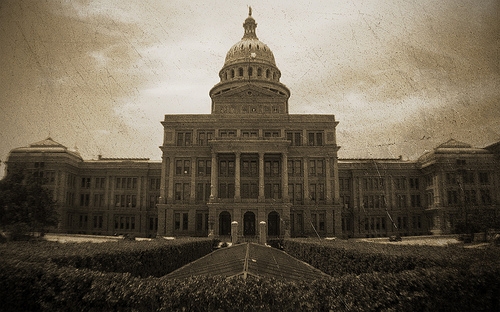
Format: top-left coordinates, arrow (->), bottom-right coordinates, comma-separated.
159,10 -> 340,239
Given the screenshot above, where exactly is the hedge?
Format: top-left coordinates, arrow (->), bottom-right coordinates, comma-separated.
279,239 -> 500,276
1,238 -> 499,311
1,259 -> 499,311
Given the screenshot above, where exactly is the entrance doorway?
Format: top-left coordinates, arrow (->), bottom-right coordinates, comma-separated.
219,211 -> 231,236
243,211 -> 256,236
268,211 -> 280,236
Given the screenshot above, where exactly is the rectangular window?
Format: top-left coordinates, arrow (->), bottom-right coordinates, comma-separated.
182,213 -> 188,230
81,177 -> 91,188
447,190 -> 458,205
93,215 -> 103,229
264,130 -> 280,137
307,132 -> 323,146
411,194 -> 421,207
409,178 -> 419,190
149,195 -> 159,209
175,159 -> 190,175
176,132 -> 192,146
196,183 -> 211,202
479,172 -> 489,184
287,159 -> 303,176
115,177 -> 137,189
395,177 -> 407,190
396,194 -> 407,208
149,217 -> 158,231
197,130 -> 214,145
173,213 -> 188,231
219,129 -> 237,137
309,184 -> 323,202
95,177 -> 106,189
480,189 -> 492,205
241,183 -> 258,199
149,178 -> 160,190
464,190 -> 476,205
175,183 -> 191,202
93,194 -> 104,207
174,213 -> 180,230
286,131 -> 302,146
462,171 -> 474,184
219,160 -> 235,177
80,193 -> 90,207
242,130 -> 258,137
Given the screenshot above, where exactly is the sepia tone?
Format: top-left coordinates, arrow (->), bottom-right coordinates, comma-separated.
4,9 -> 499,240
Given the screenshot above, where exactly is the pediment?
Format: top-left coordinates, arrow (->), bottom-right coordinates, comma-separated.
214,84 -> 285,99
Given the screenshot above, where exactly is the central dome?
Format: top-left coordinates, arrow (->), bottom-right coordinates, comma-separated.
223,9 -> 276,67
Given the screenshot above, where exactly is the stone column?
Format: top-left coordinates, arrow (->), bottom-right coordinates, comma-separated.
303,157 -> 309,204
282,152 -> 289,201
210,153 -> 218,202
325,157 -> 333,204
190,156 -> 196,204
167,157 -> 174,202
235,152 -> 241,202
231,221 -> 238,244
258,152 -> 265,201
333,157 -> 342,237
259,221 -> 267,245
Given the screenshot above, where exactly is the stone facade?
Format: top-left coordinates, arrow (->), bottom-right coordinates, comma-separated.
4,11 -> 499,239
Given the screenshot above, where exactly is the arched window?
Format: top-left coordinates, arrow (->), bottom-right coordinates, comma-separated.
224,71 -> 228,80
248,67 -> 253,76
273,72 -> 276,80
239,68 -> 243,76
231,69 -> 235,78
266,69 -> 270,78
257,68 -> 262,76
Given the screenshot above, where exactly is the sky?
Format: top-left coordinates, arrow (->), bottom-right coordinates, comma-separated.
1,0 -> 499,177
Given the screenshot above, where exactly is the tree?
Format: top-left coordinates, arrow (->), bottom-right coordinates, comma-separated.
0,166 -> 58,239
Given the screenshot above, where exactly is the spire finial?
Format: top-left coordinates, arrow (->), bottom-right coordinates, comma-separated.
242,7 -> 257,39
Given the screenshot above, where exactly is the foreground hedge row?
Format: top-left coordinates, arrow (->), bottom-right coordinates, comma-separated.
279,239 -> 500,277
0,238 -> 215,277
1,258 -> 499,311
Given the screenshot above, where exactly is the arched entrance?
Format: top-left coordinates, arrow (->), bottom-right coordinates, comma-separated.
219,211 -> 231,236
268,211 -> 280,237
243,211 -> 256,236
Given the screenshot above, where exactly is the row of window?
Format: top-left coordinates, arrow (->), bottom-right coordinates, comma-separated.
340,177 -> 421,192
342,216 -> 423,234
446,171 -> 490,185
74,193 -> 159,209
447,189 -> 493,205
222,66 -> 278,81
175,131 -> 325,146
175,158 -> 327,177
174,182 -> 326,202
70,214 -> 158,232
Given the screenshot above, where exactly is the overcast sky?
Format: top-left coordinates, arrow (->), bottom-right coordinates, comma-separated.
1,0 -> 499,176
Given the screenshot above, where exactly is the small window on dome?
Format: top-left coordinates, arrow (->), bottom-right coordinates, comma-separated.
266,69 -> 270,78
257,68 -> 262,76
248,67 -> 253,76
231,69 -> 235,78
239,68 -> 243,76
249,44 -> 252,49
257,45 -> 260,50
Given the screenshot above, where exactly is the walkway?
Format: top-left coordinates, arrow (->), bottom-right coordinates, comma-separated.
165,242 -> 329,282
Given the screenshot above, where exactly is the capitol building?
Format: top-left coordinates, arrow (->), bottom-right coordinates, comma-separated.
5,10 -> 499,239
